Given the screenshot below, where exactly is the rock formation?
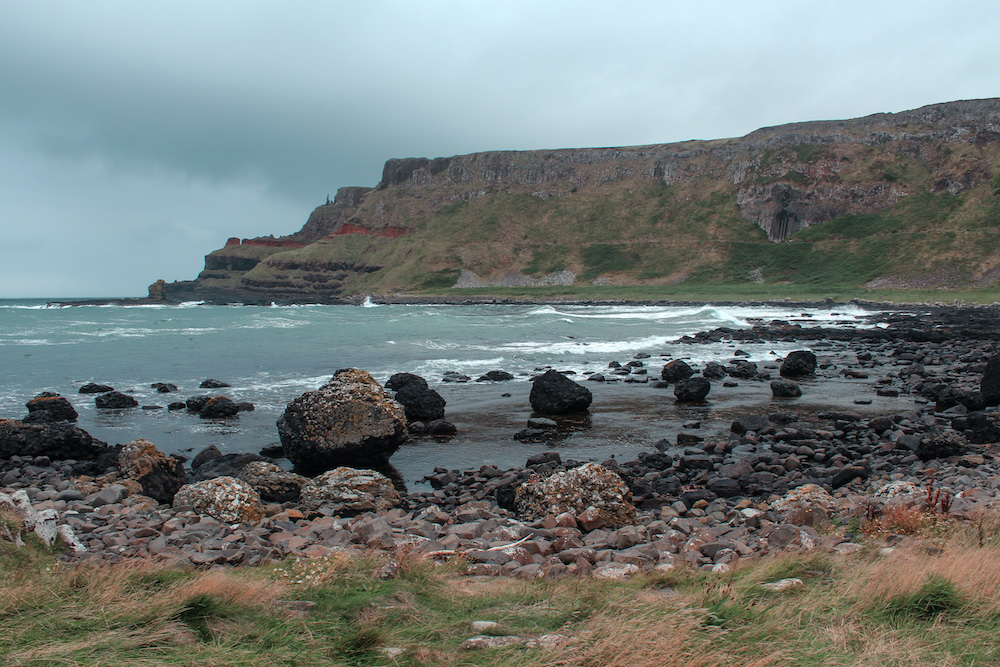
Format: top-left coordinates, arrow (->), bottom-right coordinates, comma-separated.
164,98 -> 1000,301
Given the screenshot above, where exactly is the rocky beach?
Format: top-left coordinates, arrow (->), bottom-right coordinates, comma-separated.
4,302 -> 1000,582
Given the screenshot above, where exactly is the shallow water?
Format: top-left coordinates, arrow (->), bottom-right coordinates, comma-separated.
0,299 -> 912,488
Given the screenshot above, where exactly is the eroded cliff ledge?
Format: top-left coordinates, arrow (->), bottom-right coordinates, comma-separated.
167,98 -> 1000,301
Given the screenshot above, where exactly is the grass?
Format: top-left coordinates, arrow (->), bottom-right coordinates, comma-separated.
6,513 -> 1000,665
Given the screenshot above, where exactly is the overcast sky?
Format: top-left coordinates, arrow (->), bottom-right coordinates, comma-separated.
1,1 -> 997,298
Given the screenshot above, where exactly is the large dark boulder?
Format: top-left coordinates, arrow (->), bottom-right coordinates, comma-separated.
916,431 -> 968,461
385,372 -> 446,422
23,393 -> 78,423
198,396 -> 240,419
151,382 -> 178,393
79,383 -> 114,394
967,411 -> 1000,444
661,360 -> 694,383
727,360 -> 761,380
200,379 -> 231,388
277,368 -> 407,473
192,452 -> 266,482
529,370 -> 593,415
703,362 -> 727,381
477,370 -> 515,382
982,354 -> 1000,406
780,350 -> 817,377
95,391 -> 139,409
771,379 -> 802,398
674,377 -> 710,402
0,419 -> 113,461
185,395 -> 211,412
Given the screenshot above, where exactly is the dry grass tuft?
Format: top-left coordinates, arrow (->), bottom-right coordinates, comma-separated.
536,604 -> 782,667
842,542 -> 1000,613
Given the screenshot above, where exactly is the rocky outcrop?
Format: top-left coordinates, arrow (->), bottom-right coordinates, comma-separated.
276,369 -> 407,473
24,393 -> 78,423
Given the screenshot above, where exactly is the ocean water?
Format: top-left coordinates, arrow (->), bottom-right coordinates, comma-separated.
0,299 -> 906,487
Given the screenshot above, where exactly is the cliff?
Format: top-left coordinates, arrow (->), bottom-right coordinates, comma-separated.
167,98 -> 1000,301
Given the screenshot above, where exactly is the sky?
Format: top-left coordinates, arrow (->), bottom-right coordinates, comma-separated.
1,1 -> 998,298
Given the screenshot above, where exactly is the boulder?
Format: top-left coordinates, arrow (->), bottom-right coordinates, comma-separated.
515,463 -> 635,528
95,391 -> 138,409
529,370 -> 592,415
24,393 -> 78,423
276,368 -> 407,472
237,461 -> 308,503
916,431 -> 968,461
731,414 -> 770,435
200,379 -> 231,388
185,395 -> 210,412
298,467 -> 401,516
151,382 -> 178,393
661,360 -> 694,383
771,379 -> 802,398
703,362 -> 727,381
780,350 -> 817,377
981,354 -> 1000,406
198,396 -> 240,419
385,372 -> 446,422
191,453 -> 265,481
477,370 -> 515,382
0,419 -> 112,461
191,444 -> 222,471
117,439 -> 188,504
79,382 -> 114,394
173,477 -> 265,524
674,377 -> 710,402
727,360 -> 760,380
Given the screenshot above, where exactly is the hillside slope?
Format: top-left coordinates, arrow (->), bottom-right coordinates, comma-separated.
166,98 -> 1000,302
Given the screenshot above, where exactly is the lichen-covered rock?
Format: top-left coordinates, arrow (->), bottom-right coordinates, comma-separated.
173,476 -> 265,524
118,439 -> 188,504
770,483 -> 836,514
298,466 -> 401,516
529,370 -> 592,415
237,461 -> 309,503
515,463 -> 635,528
24,392 -> 78,423
277,369 -> 407,472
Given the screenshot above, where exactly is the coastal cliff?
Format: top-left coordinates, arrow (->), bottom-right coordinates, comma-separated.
167,98 -> 1000,302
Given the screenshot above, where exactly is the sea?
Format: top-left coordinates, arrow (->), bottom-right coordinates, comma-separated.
0,299 -> 910,489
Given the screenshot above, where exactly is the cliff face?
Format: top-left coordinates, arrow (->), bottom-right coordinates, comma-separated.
169,98 -> 1000,301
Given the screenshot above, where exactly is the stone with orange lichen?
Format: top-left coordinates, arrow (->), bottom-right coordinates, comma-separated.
277,369 -> 407,472
515,462 -> 635,529
117,439 -> 188,504
173,476 -> 265,524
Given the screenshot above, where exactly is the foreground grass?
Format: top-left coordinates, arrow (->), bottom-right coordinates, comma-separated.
4,522 -> 1000,666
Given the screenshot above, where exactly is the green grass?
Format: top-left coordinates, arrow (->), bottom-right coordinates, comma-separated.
8,518 -> 1000,666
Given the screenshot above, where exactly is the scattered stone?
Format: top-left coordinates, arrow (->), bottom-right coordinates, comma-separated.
385,373 -> 446,422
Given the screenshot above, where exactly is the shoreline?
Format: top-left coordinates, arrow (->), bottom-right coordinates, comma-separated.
4,309 -> 1000,576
